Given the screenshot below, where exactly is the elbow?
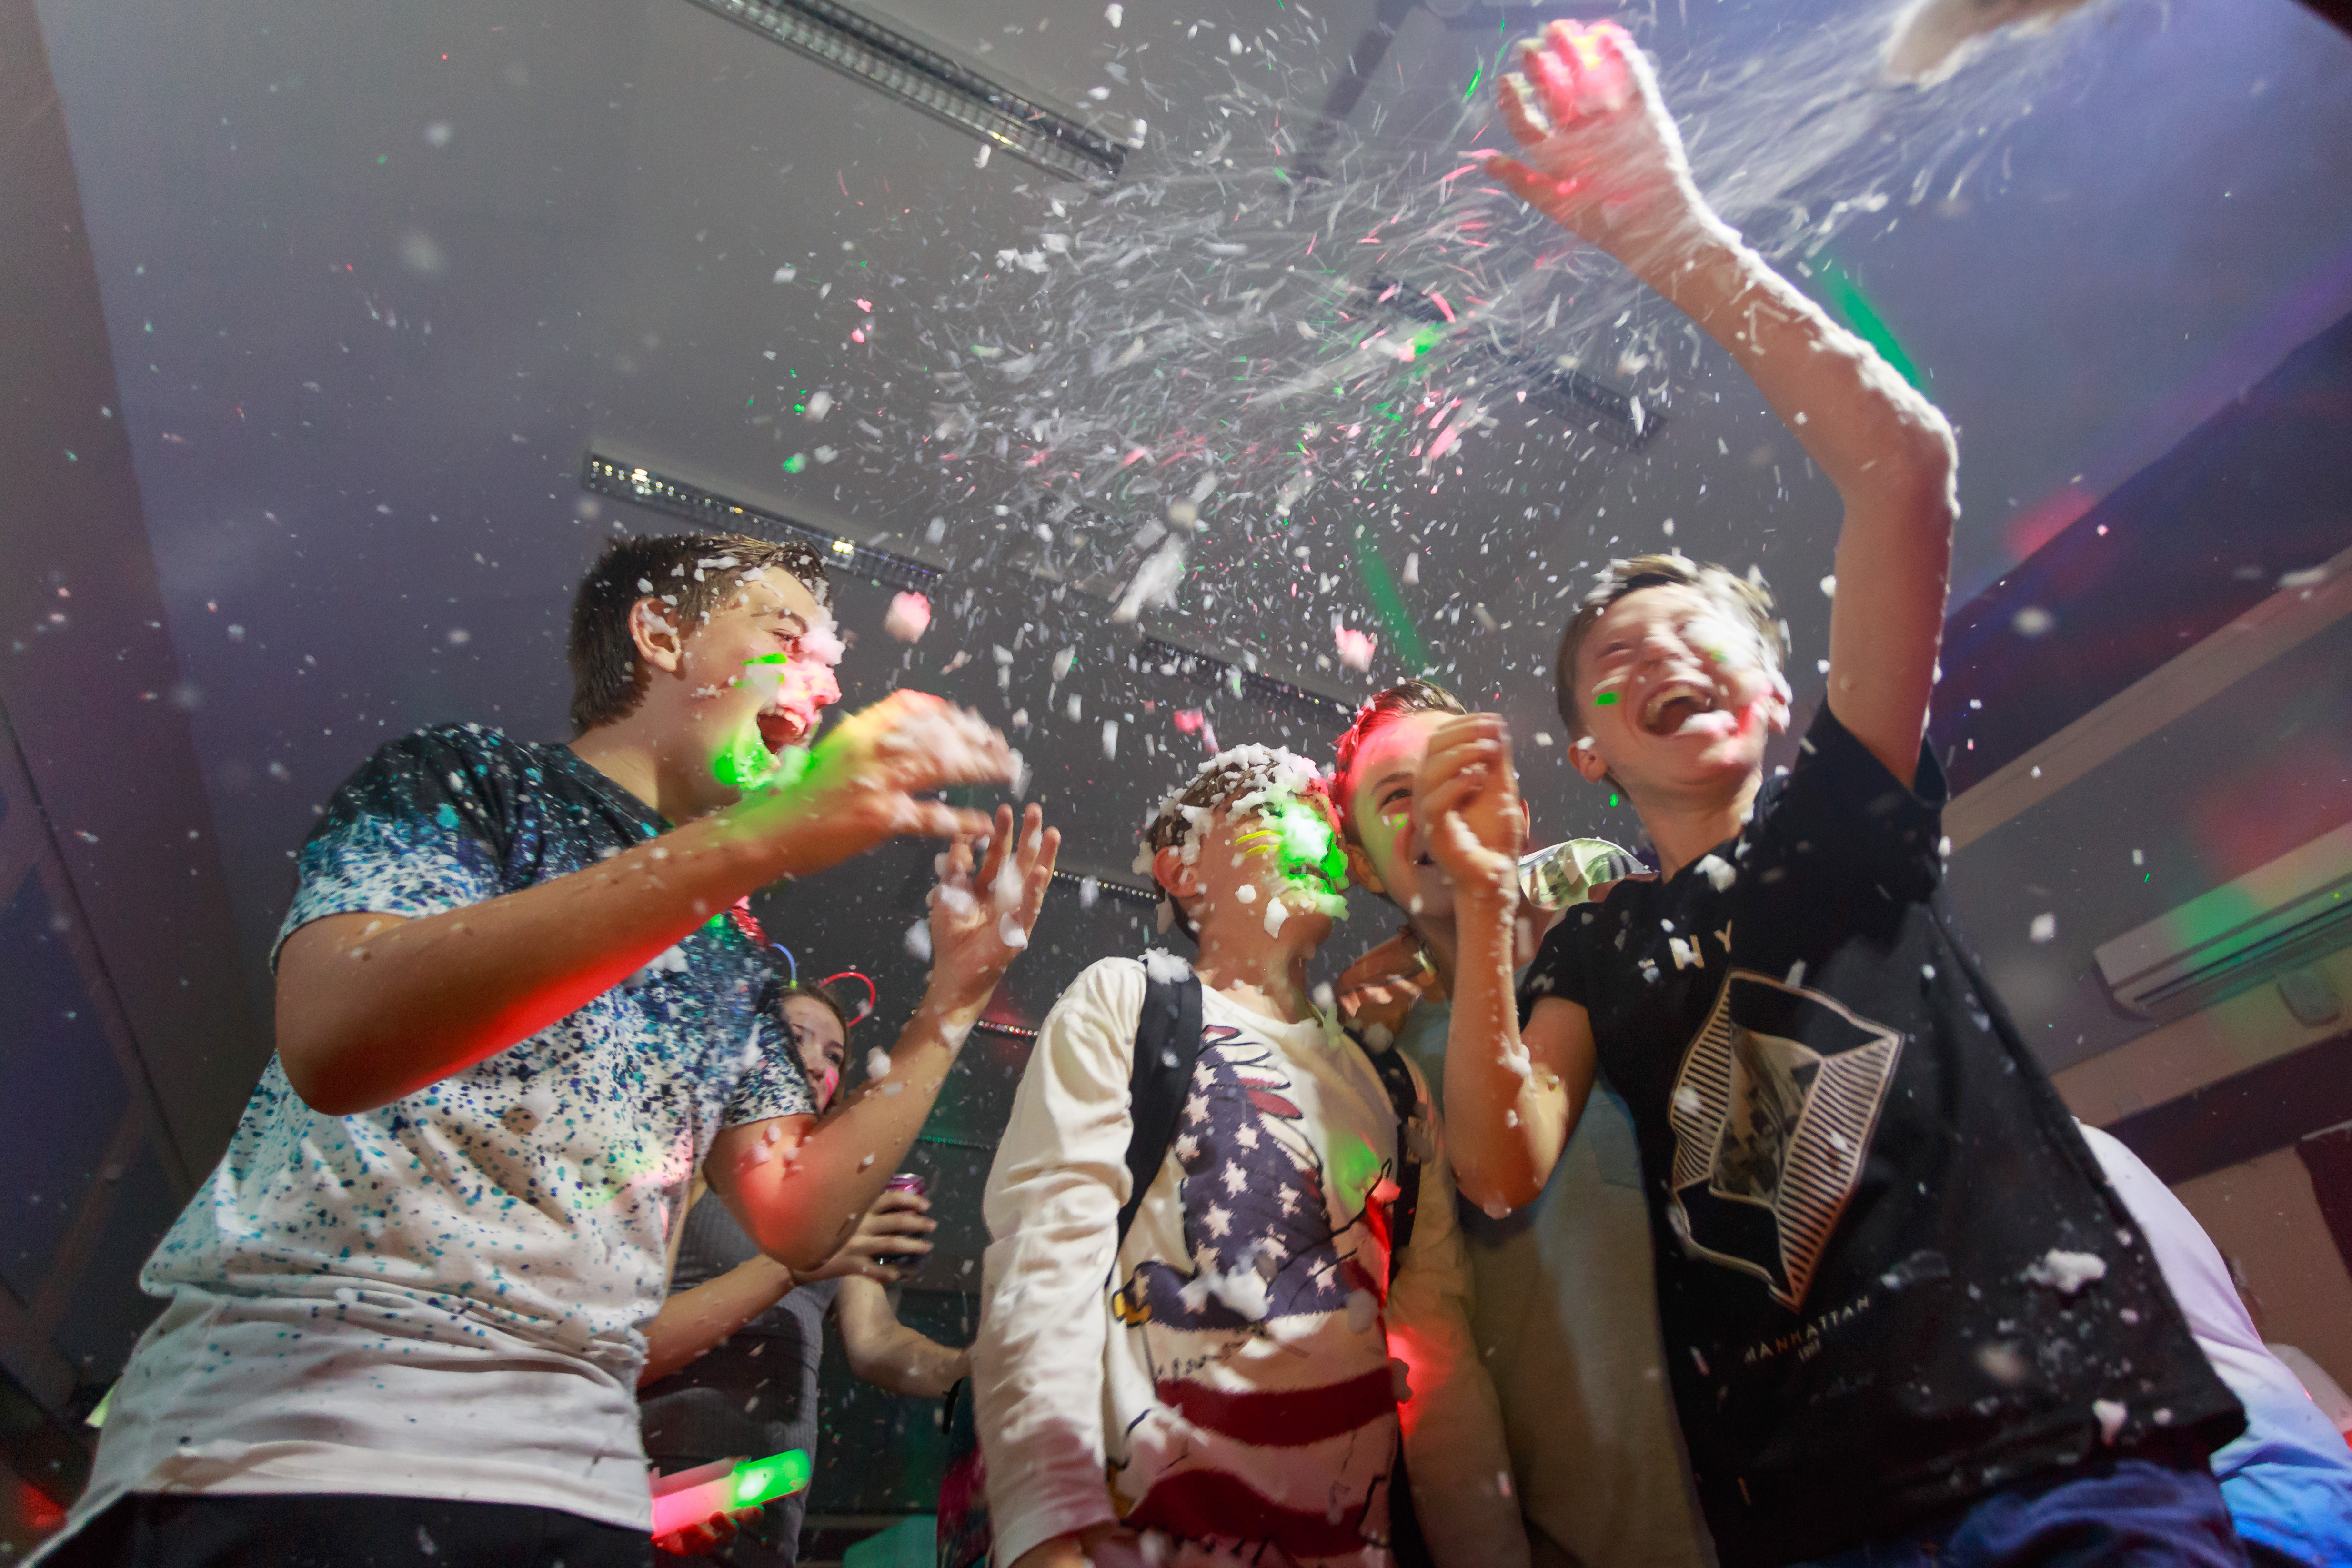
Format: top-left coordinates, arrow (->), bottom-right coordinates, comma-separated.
277,1036 -> 374,1118
1883,416 -> 1960,522
1451,1157 -> 1541,1218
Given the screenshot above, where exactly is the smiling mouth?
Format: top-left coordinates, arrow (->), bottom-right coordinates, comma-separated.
1641,677 -> 1718,736
757,711 -> 808,752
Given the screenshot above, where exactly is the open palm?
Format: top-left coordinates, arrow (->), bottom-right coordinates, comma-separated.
926,803 -> 1060,1005
1485,20 -> 1710,270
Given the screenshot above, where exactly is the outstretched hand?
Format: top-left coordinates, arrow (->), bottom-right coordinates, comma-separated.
1414,715 -> 1525,905
735,690 -> 1016,873
926,803 -> 1060,1011
1484,20 -> 1721,274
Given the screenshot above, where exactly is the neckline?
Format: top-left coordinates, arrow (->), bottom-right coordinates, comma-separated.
544,740 -> 669,835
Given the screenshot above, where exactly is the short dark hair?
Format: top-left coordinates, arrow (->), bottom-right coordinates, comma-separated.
567,533 -> 830,734
1552,553 -> 1785,741
1328,679 -> 1468,842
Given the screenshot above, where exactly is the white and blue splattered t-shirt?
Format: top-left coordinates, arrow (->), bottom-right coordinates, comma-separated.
58,724 -> 813,1544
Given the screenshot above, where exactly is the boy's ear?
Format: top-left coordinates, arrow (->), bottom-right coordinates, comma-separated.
629,597 -> 687,676
1567,733 -> 1610,787
1765,668 -> 1793,736
1150,844 -> 1199,905
1341,837 -> 1386,899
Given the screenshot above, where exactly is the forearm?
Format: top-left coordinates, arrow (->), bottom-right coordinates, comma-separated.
1638,225 -> 1956,509
715,981 -> 990,1270
1444,890 -> 1564,1211
638,1256 -> 797,1387
276,809 -> 795,1115
847,1323 -> 968,1398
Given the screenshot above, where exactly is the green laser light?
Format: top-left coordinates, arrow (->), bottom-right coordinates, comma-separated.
1273,805 -> 1347,891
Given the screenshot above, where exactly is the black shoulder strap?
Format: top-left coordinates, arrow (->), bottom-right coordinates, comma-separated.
1116,971 -> 1204,1249
1354,1035 -> 1423,1285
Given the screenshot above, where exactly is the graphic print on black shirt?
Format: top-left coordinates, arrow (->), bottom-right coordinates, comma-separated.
1520,704 -> 2241,1566
1669,973 -> 1901,1312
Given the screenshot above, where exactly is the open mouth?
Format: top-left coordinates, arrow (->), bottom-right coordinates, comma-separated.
757,710 -> 808,752
1641,676 -> 1719,737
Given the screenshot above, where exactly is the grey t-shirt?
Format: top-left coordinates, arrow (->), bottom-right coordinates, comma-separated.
642,1197 -> 835,1568
1396,997 -> 1714,1568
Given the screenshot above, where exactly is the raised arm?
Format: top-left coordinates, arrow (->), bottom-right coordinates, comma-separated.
1418,717 -> 1599,1209
709,804 -> 1059,1272
1487,21 -> 1960,783
275,692 -> 1015,1116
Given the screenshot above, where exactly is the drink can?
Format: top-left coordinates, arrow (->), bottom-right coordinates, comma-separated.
876,1173 -> 927,1270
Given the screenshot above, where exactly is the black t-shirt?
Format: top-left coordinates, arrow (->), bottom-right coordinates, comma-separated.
1521,705 -> 2241,1566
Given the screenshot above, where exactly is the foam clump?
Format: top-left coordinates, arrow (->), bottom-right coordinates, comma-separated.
883,592 -> 932,642
1141,948 -> 1194,984
2022,1247 -> 2107,1295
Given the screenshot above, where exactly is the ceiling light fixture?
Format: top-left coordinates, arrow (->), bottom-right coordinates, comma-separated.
1135,633 -> 1357,723
581,451 -> 940,593
681,0 -> 1126,184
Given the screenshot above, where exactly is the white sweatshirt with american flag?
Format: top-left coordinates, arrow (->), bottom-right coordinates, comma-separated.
973,957 -> 1527,1568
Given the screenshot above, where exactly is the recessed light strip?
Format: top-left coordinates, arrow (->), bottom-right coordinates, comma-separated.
582,451 -> 941,594
682,0 -> 1126,184
1135,634 -> 1358,722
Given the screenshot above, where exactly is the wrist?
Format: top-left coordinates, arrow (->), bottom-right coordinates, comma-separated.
918,975 -> 997,1036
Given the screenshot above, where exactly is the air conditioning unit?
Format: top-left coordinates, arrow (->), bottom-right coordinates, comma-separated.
2096,820 -> 2352,1024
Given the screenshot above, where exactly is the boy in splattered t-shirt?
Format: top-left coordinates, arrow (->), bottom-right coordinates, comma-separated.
43,534 -> 1056,1568
1416,23 -> 2245,1568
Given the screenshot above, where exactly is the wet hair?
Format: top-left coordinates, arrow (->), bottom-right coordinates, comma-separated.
1328,679 -> 1468,842
567,532 -> 831,734
1139,744 -> 1326,938
1551,553 -> 1786,741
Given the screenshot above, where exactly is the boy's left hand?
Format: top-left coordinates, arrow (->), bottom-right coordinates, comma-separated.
925,802 -> 1060,1010
1484,20 -> 1717,274
1415,715 -> 1525,903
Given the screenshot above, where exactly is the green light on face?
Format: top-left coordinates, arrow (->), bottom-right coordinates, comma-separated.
1594,692 -> 1619,707
729,1449 -> 812,1508
714,727 -> 779,792
1273,805 -> 1347,892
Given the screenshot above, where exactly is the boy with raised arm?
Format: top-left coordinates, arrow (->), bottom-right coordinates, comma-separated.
1421,22 -> 2248,1567
42,533 -> 1057,1568
971,747 -> 1520,1568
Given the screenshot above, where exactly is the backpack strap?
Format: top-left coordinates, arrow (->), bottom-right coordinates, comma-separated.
1116,969 -> 1204,1250
1353,1034 -> 1423,1286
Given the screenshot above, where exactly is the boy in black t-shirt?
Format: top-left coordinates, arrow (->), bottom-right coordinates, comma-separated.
1414,20 -> 2249,1568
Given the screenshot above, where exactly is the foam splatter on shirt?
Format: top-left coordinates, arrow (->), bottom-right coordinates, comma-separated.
57,724 -> 812,1544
